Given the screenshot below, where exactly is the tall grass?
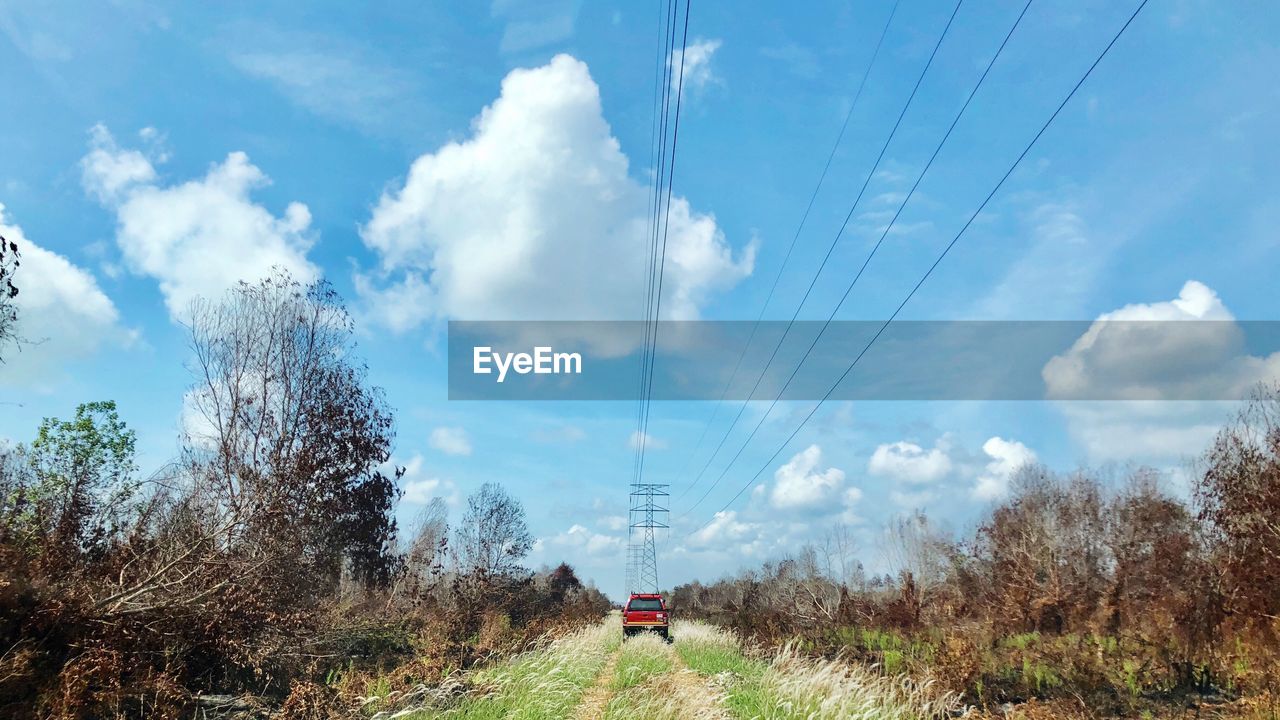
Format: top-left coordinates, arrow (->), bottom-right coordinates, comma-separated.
366,620 -> 618,719
675,620 -> 960,720
674,621 -> 766,680
604,632 -> 726,720
611,634 -> 673,690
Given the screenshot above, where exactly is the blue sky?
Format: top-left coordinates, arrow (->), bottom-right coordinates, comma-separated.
2,0 -> 1278,599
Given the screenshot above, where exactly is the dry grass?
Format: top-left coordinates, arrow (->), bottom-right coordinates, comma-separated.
675,619 -> 961,720
360,620 -> 619,719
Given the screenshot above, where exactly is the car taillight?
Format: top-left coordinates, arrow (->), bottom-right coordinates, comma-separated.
657,613 -> 666,621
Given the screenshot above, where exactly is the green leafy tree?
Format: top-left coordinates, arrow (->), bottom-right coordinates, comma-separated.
27,400 -> 138,560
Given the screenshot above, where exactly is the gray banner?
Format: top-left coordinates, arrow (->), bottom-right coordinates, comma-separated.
446,320 -> 1280,401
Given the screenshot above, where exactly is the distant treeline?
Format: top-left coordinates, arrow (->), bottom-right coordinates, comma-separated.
672,385 -> 1280,715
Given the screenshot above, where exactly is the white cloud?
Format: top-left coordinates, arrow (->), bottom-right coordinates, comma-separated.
974,204 -> 1104,319
1056,403 -> 1227,465
1043,280 -> 1280,401
598,514 -> 628,531
81,126 -> 156,203
546,523 -> 624,557
671,38 -> 722,91
81,125 -> 318,319
971,436 -> 1036,501
491,0 -> 579,54
384,453 -> 458,505
889,488 -> 936,509
0,204 -> 129,386
628,430 -> 666,451
768,444 -> 851,513
226,29 -> 428,136
358,54 -> 753,329
1043,281 -> 1280,463
688,509 -> 758,547
429,426 -> 473,456
867,438 -> 953,485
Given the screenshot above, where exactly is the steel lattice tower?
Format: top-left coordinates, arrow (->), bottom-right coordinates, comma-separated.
627,483 -> 668,594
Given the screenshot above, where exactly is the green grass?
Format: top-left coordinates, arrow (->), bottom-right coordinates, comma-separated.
363,618 -> 956,720
677,639 -> 766,680
611,635 -> 673,690
673,621 -> 957,720
399,621 -> 619,719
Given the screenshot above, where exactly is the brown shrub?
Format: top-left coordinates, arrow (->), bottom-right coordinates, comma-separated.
277,680 -> 340,720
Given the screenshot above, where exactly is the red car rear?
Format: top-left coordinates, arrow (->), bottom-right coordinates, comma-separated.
622,593 -> 670,641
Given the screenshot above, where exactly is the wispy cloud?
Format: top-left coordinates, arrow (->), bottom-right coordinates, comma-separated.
429,426 -> 473,456
224,27 -> 430,137
671,38 -> 723,92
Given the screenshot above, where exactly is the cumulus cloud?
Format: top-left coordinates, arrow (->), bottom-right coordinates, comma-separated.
971,437 -> 1036,501
1043,281 -> 1280,463
688,509 -> 758,547
671,38 -> 722,91
81,125 -> 318,319
1044,280 -> 1280,401
0,204 -> 129,386
81,127 -> 157,203
357,54 -> 752,329
429,426 -> 473,456
546,523 -> 624,557
867,437 -> 953,485
768,444 -> 858,515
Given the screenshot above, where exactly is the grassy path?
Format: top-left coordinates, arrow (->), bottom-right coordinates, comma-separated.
370,617 -> 957,719
597,633 -> 726,720
570,642 -> 620,720
382,621 -> 618,719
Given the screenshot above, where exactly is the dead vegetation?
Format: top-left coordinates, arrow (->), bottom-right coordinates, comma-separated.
0,272 -> 608,719
673,383 -> 1280,718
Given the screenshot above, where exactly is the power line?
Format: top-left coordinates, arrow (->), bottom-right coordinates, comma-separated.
686,0 -> 1151,536
681,0 -> 1032,516
637,0 -> 693,486
678,0 -> 965,513
630,0 -> 693,593
628,0 -> 679,592
672,0 -> 903,499
631,0 -> 680,489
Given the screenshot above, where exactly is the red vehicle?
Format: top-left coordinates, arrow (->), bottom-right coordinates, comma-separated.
622,593 -> 670,641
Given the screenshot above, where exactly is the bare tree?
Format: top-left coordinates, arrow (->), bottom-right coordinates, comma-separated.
820,521 -> 864,590
0,233 -> 18,360
456,482 -> 533,578
974,465 -> 1109,634
880,511 -> 950,592
392,497 -> 449,601
182,270 -> 399,589
1105,467 -> 1198,636
97,271 -> 401,625
1195,382 -> 1280,621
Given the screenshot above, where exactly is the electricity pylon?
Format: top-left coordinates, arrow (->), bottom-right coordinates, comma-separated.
627,483 -> 668,594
